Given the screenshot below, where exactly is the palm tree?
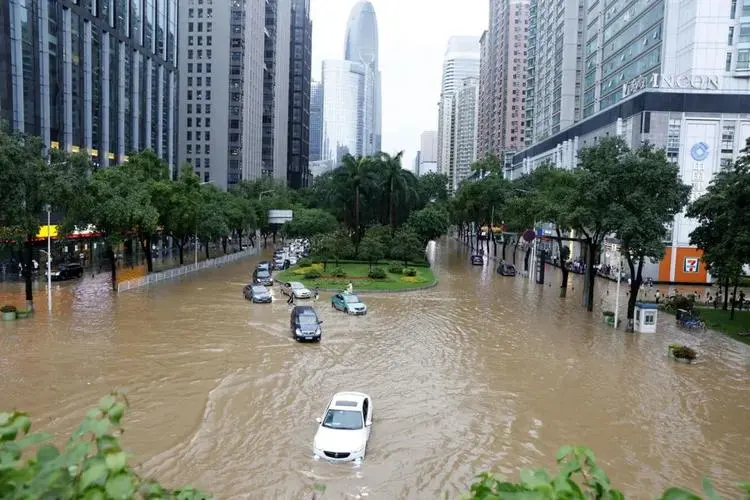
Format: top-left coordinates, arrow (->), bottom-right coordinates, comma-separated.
337,154 -> 372,244
376,151 -> 417,230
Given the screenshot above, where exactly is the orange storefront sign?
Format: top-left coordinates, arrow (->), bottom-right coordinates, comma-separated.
658,247 -> 709,284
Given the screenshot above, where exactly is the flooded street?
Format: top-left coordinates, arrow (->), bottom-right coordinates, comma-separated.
1,238 -> 749,499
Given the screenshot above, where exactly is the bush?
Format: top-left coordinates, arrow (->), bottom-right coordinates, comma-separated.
297,257 -> 312,268
388,264 -> 403,274
304,269 -> 321,279
662,294 -> 695,313
669,343 -> 698,361
368,267 -> 387,280
403,267 -> 417,277
1,305 -> 17,313
331,267 -> 347,278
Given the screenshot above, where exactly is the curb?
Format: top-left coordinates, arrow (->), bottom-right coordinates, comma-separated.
277,279 -> 439,295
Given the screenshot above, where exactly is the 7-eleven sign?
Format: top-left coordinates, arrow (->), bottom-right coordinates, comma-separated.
683,257 -> 699,273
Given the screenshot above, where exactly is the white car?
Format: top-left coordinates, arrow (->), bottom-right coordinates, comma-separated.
283,281 -> 312,299
313,392 -> 373,462
288,254 -> 299,266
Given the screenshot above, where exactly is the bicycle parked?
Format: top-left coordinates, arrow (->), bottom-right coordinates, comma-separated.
675,308 -> 706,330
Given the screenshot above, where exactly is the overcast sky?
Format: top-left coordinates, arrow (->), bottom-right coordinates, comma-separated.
310,0 -> 487,171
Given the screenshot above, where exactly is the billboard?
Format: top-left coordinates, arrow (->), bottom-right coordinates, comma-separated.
268,210 -> 293,225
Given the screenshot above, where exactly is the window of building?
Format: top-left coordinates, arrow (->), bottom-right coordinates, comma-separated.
737,49 -> 750,69
188,49 -> 193,59
205,91 -> 211,100
196,104 -> 202,113
204,172 -> 210,183
186,131 -> 192,140
188,36 -> 194,46
188,63 -> 193,73
744,0 -> 750,17
187,90 -> 193,100
205,118 -> 211,127
205,131 -> 210,140
196,118 -> 202,127
195,158 -> 201,168
197,36 -> 203,45
740,23 -> 750,43
188,22 -> 194,32
729,27 -> 735,45
196,145 -> 201,154
186,144 -> 192,154
726,52 -> 733,71
205,104 -> 211,113
732,0 -> 738,18
205,145 -> 211,154
196,77 -> 202,86
196,131 -> 202,140
187,76 -> 193,86
187,118 -> 192,127
722,124 -> 735,152
206,63 -> 212,72
207,23 -> 212,32
196,63 -> 202,72
188,8 -> 194,18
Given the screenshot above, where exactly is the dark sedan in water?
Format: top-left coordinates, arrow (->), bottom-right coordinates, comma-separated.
497,263 -> 516,276
471,255 -> 484,266
253,269 -> 274,286
244,285 -> 272,303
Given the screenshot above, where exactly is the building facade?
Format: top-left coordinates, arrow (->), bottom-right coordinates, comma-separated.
453,77 -> 479,191
437,36 -> 480,188
344,0 -> 380,154
1,0 -> 177,170
320,59 -> 366,165
477,0 -> 530,159
309,79 -> 322,162
287,0 -> 312,188
262,0 -> 291,181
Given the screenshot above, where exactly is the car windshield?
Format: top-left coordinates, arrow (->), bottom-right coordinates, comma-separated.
257,264 -> 269,270
343,295 -> 360,304
322,409 -> 363,430
252,286 -> 267,294
298,313 -> 318,326
291,282 -> 305,289
256,271 -> 270,278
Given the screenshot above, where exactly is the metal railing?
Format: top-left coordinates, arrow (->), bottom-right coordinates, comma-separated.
117,246 -> 259,293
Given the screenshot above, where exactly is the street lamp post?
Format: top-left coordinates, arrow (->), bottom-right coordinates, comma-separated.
529,221 -> 538,285
614,252 -> 622,330
45,204 -> 52,312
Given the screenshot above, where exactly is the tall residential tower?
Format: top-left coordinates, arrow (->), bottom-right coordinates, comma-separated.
287,0 -> 313,188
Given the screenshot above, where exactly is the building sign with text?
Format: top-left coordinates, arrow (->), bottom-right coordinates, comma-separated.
622,73 -> 720,98
683,257 -> 699,273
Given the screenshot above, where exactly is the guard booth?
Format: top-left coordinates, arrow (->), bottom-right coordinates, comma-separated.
634,302 -> 658,333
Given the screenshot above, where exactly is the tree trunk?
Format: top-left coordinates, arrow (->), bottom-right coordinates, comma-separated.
502,238 -> 508,261
272,230 -> 277,244
583,241 -> 598,312
524,246 -> 531,271
491,230 -> 497,257
730,279 -> 739,320
142,234 -> 154,273
178,242 -> 184,265
722,278 -> 729,310
107,245 -> 117,291
355,187 -> 361,245
625,256 -> 645,332
513,238 -> 520,265
23,235 -> 34,311
389,177 -> 395,229
237,229 -> 244,250
222,237 -> 228,254
555,229 -> 569,297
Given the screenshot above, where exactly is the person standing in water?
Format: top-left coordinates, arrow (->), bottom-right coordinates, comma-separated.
314,286 -> 320,301
346,282 -> 353,294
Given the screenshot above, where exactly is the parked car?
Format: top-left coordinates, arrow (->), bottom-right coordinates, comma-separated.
313,392 -> 373,462
273,257 -> 290,270
471,254 -> 484,266
290,305 -> 322,342
47,263 -> 84,281
256,261 -> 271,273
253,269 -> 274,286
282,281 -> 312,299
244,284 -> 272,303
331,293 -> 367,315
497,263 -> 516,276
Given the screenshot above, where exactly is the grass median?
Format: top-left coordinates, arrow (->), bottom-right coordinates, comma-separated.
275,262 -> 437,292
663,306 -> 750,345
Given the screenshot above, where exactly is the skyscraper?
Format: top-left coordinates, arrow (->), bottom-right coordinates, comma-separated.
309,80 -> 323,162
453,77 -> 479,191
437,36 -> 480,190
177,0 -> 265,189
263,0 -> 292,181
0,1 -> 178,170
287,0 -> 313,188
321,59 -> 366,164
477,0 -> 530,159
344,0 -> 381,154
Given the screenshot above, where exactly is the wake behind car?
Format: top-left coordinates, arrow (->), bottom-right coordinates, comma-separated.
471,254 -> 484,265
290,305 -> 322,342
253,268 -> 274,286
313,392 -> 373,462
282,281 -> 311,299
47,263 -> 84,281
244,284 -> 272,303
332,293 -> 367,315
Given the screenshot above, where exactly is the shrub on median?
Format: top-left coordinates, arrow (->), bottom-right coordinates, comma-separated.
388,264 -> 403,274
368,267 -> 387,280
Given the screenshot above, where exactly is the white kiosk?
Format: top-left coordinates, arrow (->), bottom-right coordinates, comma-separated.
634,302 -> 658,333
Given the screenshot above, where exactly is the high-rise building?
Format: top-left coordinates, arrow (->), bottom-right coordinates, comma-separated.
321,59 -> 366,164
0,1 -> 178,170
477,0 -> 530,159
453,77 -> 479,190
437,36 -> 480,190
309,80 -> 323,162
287,0 -> 312,188
177,0 -> 265,189
344,0 -> 381,154
416,131 -> 438,176
263,0 -> 292,181
525,0 -> 581,143
511,0 -> 750,285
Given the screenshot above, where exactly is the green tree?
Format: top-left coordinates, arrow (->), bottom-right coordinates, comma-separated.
153,166 -> 201,265
390,225 -> 424,266
196,186 -> 229,260
470,153 -> 502,176
223,190 -> 257,251
282,208 -> 338,239
688,139 -> 750,318
407,204 -> 450,245
0,128 -> 91,310
336,154 -> 374,245
614,145 -> 690,330
417,172 -> 449,205
376,151 -> 418,230
357,234 -> 385,270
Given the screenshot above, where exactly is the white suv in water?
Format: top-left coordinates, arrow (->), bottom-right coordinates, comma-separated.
313,392 -> 373,462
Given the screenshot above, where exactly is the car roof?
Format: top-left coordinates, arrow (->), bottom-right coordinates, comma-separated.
329,392 -> 369,410
251,285 -> 267,291
293,305 -> 316,313
289,281 -> 304,286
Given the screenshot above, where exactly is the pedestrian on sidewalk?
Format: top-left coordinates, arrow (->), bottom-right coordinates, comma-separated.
314,286 -> 320,301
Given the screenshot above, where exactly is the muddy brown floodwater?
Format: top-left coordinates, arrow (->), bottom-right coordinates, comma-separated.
1,238 -> 749,499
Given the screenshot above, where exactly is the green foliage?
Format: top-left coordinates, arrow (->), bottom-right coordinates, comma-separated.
668,344 -> 698,361
304,269 -> 322,279
0,393 -> 210,499
368,267 -> 387,280
1,305 -> 17,313
297,258 -> 312,268
390,225 -> 425,265
388,264 -> 404,274
403,267 -> 417,277
660,294 -> 696,313
357,234 -> 386,265
282,208 -> 338,239
418,172 -> 450,204
330,267 -> 347,278
407,204 -> 450,244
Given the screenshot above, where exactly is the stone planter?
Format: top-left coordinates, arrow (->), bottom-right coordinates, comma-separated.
15,309 -> 31,319
2,311 -> 17,321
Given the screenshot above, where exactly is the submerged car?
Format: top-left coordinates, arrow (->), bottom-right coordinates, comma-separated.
471,254 -> 484,266
256,261 -> 271,273
282,281 -> 312,299
290,305 -> 322,342
244,285 -> 272,303
331,293 -> 367,315
313,392 -> 373,462
47,263 -> 84,281
253,269 -> 274,286
273,257 -> 290,270
497,263 -> 516,276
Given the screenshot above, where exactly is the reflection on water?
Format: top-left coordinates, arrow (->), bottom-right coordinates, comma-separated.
1,238 -> 749,499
